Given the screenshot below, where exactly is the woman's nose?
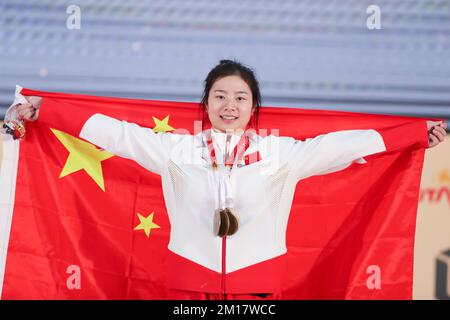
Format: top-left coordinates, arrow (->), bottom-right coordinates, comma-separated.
224,101 -> 237,111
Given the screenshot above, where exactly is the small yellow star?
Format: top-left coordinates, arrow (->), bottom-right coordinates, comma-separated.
438,170 -> 450,184
134,212 -> 160,237
51,128 -> 114,191
152,115 -> 175,133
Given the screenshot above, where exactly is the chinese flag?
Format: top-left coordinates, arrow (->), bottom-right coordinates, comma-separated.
0,88 -> 432,299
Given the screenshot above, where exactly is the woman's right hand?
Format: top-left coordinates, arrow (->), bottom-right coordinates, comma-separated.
15,96 -> 42,122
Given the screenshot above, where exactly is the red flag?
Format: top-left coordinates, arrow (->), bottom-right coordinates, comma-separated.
0,87 -> 433,299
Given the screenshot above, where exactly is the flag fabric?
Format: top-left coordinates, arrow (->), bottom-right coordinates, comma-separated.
0,88 -> 433,299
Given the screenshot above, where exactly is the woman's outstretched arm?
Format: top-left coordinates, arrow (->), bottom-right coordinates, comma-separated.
280,120 -> 446,181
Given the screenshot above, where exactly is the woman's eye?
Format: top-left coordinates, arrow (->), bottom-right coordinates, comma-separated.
237,97 -> 245,101
216,95 -> 224,99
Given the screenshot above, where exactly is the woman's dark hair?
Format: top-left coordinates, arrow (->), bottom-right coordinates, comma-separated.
200,59 -> 261,130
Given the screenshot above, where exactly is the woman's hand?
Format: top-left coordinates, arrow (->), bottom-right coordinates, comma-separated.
427,120 -> 447,148
14,96 -> 42,122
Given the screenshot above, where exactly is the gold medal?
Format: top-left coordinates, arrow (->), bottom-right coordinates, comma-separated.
225,208 -> 239,236
214,208 -> 239,237
214,209 -> 229,237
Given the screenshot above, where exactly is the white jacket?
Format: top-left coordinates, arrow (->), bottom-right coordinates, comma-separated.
77,113 -> 428,293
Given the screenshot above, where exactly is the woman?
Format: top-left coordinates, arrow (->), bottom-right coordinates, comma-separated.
12,60 -> 447,300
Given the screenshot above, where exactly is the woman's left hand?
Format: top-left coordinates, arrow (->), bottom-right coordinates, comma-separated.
427,120 -> 447,148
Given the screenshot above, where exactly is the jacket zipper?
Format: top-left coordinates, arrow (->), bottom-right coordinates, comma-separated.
221,236 -> 227,300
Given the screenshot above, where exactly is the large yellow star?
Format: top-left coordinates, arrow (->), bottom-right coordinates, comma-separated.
134,212 -> 160,237
51,128 -> 114,192
152,115 -> 175,133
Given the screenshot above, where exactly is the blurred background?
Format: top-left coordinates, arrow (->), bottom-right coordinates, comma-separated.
0,0 -> 449,299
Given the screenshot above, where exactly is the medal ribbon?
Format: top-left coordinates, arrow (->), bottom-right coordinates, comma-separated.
203,129 -> 253,237
205,130 -> 250,210
206,131 -> 250,170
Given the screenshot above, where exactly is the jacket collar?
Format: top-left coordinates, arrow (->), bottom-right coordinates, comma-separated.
194,128 -> 261,164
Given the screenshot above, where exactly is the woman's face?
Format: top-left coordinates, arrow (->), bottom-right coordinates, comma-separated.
206,75 -> 255,133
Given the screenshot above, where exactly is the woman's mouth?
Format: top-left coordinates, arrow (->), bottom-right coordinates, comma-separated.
220,115 -> 238,121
